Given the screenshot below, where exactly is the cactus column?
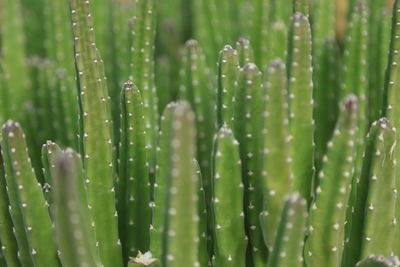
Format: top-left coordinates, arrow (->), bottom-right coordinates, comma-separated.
131,0 -> 159,176
70,0 -> 123,266
150,101 -> 200,266
234,63 -> 268,266
305,95 -> 359,267
288,13 -> 315,201
212,126 -> 247,266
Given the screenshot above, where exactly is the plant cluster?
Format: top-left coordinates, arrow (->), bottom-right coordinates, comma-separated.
0,0 -> 399,266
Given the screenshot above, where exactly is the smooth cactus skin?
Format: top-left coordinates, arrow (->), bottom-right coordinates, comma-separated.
0,145 -> 20,267
288,13 -> 315,200
304,95 -> 358,267
262,60 -> 291,247
267,193 -> 307,267
234,63 -> 268,266
69,0 -> 123,266
118,81 -> 150,259
217,45 -> 239,128
212,126 -> 247,267
53,149 -> 101,267
361,118 -> 397,258
1,121 -> 59,266
357,255 -> 400,267
131,0 -> 158,176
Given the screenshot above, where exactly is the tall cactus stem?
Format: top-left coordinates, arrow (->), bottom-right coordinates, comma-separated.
70,0 -> 123,265
288,12 -> 315,200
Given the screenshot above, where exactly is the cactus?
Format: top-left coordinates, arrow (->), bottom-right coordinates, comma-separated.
179,40 -> 216,234
262,60 -> 291,246
1,0 -> 400,266
41,141 -> 62,208
273,0 -> 294,26
304,95 -> 358,266
0,0 -> 30,120
267,193 -> 307,267
234,63 -> 267,266
288,12 -> 315,200
118,81 -> 150,259
314,39 -> 340,175
312,0 -> 340,175
265,22 -> 288,66
214,0 -> 240,46
236,38 -> 255,67
341,2 -> 369,180
149,102 -> 175,264
150,101 -> 200,266
53,149 -> 101,267
193,0 -> 222,65
131,0 -> 158,176
212,126 -> 247,266
382,0 -> 400,256
1,121 -> 59,266
251,0 -> 271,69
194,159 -> 209,267
367,2 -> 392,123
343,116 -> 386,266
0,249 -> 5,267
360,118 -> 397,258
217,45 -> 239,128
43,0 -> 78,148
70,0 -> 123,266
0,144 -> 20,267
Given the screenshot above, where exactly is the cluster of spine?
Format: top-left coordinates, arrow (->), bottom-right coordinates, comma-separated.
0,0 -> 399,267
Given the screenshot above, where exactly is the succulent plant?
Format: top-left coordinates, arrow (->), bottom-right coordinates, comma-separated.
0,0 -> 398,266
